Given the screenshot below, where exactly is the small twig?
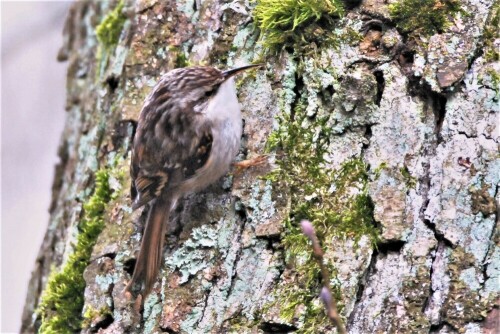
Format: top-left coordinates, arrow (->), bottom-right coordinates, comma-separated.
300,220 -> 347,334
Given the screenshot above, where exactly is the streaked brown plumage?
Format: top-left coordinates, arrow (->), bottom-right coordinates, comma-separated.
125,64 -> 261,297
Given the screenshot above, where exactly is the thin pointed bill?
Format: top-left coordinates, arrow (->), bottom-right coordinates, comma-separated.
222,64 -> 264,79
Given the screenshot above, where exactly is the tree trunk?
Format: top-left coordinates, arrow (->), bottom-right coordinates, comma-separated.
22,0 -> 499,333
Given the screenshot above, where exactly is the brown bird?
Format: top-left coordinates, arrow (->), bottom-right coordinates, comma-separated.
125,64 -> 262,297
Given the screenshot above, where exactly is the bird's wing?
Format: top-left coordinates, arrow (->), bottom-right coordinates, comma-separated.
130,94 -> 213,210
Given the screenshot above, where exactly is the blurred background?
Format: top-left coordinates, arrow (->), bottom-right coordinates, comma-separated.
1,1 -> 70,332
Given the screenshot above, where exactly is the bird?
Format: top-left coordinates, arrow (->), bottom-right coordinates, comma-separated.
125,64 -> 263,297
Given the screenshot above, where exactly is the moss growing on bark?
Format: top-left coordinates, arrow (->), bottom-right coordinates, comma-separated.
267,91 -> 378,243
37,170 -> 112,334
82,305 -> 113,329
400,166 -> 417,190
483,1 -> 499,62
167,46 -> 191,68
389,0 -> 464,35
96,0 -> 126,49
265,78 -> 378,331
253,0 -> 345,51
486,68 -> 500,94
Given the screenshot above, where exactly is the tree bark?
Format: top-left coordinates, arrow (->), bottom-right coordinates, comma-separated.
22,0 -> 498,333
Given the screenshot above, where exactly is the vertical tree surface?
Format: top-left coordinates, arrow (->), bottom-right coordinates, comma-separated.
22,0 -> 498,333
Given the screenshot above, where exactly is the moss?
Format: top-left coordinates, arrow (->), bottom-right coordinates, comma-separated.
267,93 -> 378,241
175,53 -> 189,68
167,46 -> 191,68
96,0 -> 126,49
485,68 -> 500,93
265,78 -> 378,330
37,170 -> 112,334
94,0 -> 127,79
400,166 -> 417,189
483,1 -> 499,63
389,0 -> 464,35
373,162 -> 388,180
82,306 -> 113,329
253,0 -> 344,52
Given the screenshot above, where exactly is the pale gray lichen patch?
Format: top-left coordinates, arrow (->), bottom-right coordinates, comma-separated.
77,125 -> 101,173
365,62 -> 434,169
405,219 -> 437,258
349,252 -> 409,333
165,224 -> 219,284
143,293 -> 162,334
247,180 -> 276,222
176,0 -> 199,22
483,246 -> 500,294
464,322 -> 483,334
325,235 -> 373,315
95,273 -> 117,292
425,135 -> 498,262
302,58 -> 336,117
459,267 -> 483,291
277,57 -> 298,117
443,58 -> 499,140
226,25 -> 259,66
425,244 -> 451,325
175,215 -> 281,332
323,128 -> 367,169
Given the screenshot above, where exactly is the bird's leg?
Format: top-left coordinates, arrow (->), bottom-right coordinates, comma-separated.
233,154 -> 268,170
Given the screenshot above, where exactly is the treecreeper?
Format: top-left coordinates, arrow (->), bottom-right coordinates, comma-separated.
125,64 -> 263,297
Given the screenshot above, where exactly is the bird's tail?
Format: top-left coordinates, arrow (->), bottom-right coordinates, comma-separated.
125,193 -> 174,297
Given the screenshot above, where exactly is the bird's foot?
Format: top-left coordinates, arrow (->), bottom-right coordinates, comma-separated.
234,154 -> 268,170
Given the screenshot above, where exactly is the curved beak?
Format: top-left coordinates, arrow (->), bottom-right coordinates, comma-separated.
222,64 -> 264,79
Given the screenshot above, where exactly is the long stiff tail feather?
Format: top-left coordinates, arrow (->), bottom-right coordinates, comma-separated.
125,193 -> 173,296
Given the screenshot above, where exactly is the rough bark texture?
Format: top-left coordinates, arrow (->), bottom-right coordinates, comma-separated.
22,0 -> 498,333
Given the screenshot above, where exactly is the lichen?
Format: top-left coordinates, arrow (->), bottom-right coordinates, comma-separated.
96,0 -> 126,49
143,294 -> 163,334
442,247 -> 497,329
37,170 -> 112,334
469,183 -> 497,216
401,261 -> 432,332
389,0 -> 464,36
253,0 -> 344,52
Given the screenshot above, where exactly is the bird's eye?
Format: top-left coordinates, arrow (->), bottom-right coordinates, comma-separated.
204,90 -> 214,98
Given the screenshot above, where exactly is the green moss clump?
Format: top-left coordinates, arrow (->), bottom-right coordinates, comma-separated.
267,93 -> 378,242
400,166 -> 417,189
175,53 -> 189,68
96,0 -> 126,48
389,0 -> 464,35
253,0 -> 344,51
82,306 -> 113,329
373,162 -> 388,180
37,170 -> 112,334
168,46 -> 190,68
486,68 -> 500,94
483,1 -> 499,62
266,87 -> 378,330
